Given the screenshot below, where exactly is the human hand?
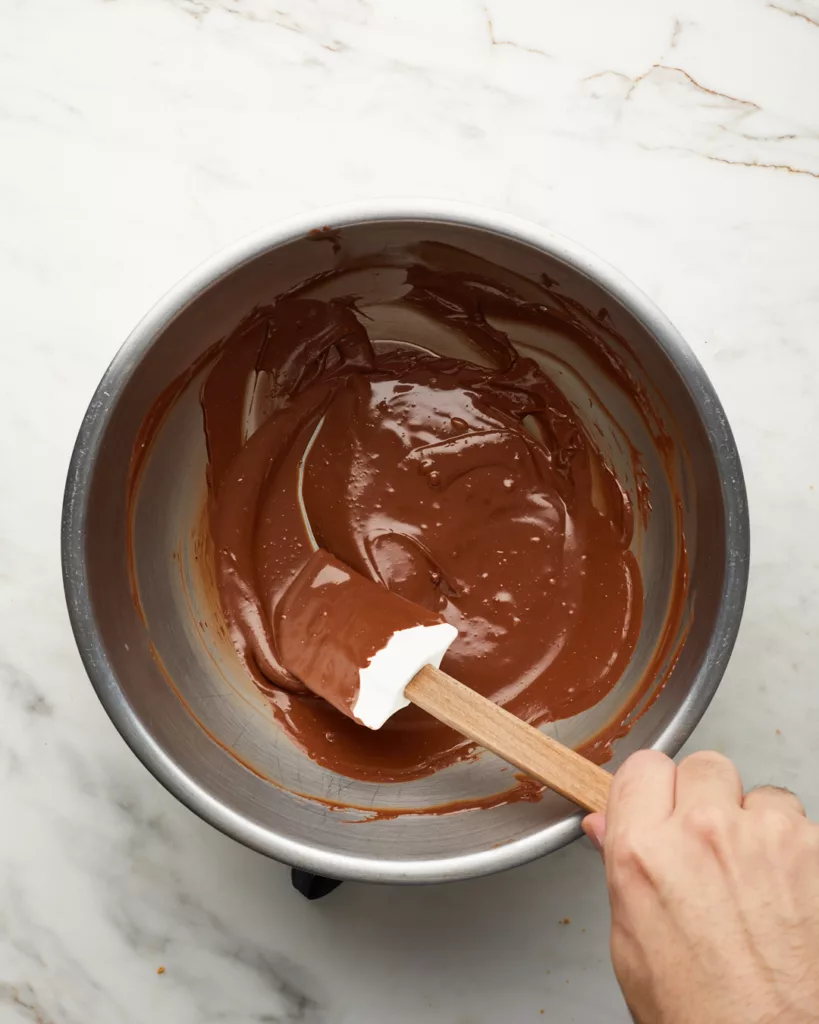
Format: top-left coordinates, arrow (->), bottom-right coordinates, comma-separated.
583,750 -> 819,1024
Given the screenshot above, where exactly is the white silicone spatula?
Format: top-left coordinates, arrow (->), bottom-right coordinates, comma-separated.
280,550 -> 612,814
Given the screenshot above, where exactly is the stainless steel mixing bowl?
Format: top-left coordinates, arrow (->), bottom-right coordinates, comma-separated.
62,201 -> 749,883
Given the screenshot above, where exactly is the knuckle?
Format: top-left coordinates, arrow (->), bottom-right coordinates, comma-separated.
626,748 -> 670,770
612,750 -> 672,804
611,770 -> 642,807
680,750 -> 734,773
683,804 -> 730,844
609,830 -> 660,883
750,783 -> 791,796
620,749 -> 671,778
748,783 -> 801,804
758,807 -> 797,841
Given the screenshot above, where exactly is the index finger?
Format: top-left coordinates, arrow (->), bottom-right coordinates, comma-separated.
607,749 -> 677,838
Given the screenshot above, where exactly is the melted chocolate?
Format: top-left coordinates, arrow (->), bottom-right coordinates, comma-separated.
200,272 -> 644,783
277,548 -> 448,722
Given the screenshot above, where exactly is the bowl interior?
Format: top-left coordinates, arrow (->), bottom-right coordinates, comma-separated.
73,215 -> 737,880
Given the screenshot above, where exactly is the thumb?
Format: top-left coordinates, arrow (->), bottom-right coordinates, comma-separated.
582,812 -> 606,856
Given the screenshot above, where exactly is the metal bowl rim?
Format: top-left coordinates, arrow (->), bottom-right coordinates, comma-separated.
61,199 -> 750,884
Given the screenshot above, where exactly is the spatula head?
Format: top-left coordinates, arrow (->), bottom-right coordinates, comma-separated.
278,549 -> 457,728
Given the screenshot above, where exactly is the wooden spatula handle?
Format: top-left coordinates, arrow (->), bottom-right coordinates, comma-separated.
405,664 -> 611,813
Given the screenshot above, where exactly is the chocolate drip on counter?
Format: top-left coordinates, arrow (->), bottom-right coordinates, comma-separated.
201,270 -> 643,783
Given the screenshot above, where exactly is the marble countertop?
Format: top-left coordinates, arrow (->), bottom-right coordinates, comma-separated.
3,0 -> 819,1020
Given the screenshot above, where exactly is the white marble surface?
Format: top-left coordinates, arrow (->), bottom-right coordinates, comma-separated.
2,0 -> 819,1019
